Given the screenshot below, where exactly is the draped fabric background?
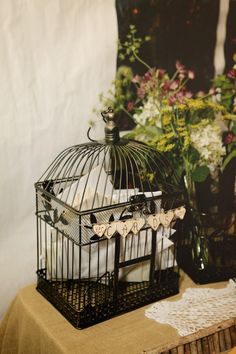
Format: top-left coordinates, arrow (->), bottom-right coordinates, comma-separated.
0,0 -> 117,319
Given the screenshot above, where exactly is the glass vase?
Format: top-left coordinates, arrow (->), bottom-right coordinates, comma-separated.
179,166 -> 236,283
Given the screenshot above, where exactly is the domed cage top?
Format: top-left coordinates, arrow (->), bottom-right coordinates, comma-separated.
36,112 -> 180,209
35,108 -> 186,329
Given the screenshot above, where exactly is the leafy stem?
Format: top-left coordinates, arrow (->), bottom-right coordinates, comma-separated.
120,106 -> 134,119
132,50 -> 152,71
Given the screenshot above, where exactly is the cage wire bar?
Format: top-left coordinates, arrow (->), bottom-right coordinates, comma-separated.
35,108 -> 185,328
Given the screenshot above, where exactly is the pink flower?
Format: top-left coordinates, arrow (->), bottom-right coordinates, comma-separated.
176,61 -> 187,80
180,73 -> 187,80
144,71 -> 152,82
209,88 -> 216,95
224,132 -> 236,145
176,91 -> 187,103
148,80 -> 156,90
127,101 -> 134,112
168,95 -> 177,105
162,81 -> 171,91
132,75 -> 141,84
176,60 -> 185,72
227,69 -> 236,79
185,91 -> 193,98
137,87 -> 145,98
156,69 -> 166,79
188,70 -> 195,80
196,91 -> 205,97
169,80 -> 178,90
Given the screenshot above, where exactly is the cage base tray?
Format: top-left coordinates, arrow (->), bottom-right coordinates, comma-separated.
37,269 -> 179,329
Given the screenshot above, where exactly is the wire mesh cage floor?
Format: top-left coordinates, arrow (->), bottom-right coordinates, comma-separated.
35,108 -> 185,328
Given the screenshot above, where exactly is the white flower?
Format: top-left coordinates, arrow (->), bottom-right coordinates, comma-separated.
190,120 -> 226,174
133,96 -> 161,127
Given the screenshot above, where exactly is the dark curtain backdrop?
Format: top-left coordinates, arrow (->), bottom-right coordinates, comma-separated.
225,0 -> 236,73
116,0 -> 236,93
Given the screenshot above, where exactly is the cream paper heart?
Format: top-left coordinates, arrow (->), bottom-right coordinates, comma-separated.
159,210 -> 174,228
104,221 -> 118,239
116,219 -> 133,238
92,223 -> 106,237
131,217 -> 145,235
147,213 -> 161,231
174,206 -> 186,220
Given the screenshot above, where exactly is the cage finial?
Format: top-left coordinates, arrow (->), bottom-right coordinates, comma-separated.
102,107 -> 120,143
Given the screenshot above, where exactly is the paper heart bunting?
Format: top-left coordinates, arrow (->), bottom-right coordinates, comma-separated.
159,210 -> 174,228
92,224 -> 106,237
104,221 -> 118,239
131,217 -> 145,235
116,219 -> 133,238
174,206 -> 186,220
147,214 -> 161,231
91,208 -> 183,239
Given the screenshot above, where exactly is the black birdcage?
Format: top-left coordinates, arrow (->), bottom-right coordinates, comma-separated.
35,108 -> 186,328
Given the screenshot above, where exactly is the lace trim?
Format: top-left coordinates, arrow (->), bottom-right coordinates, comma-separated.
145,280 -> 236,336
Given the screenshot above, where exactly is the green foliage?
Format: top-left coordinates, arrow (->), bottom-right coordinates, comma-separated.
191,165 -> 210,182
212,74 -> 236,113
222,149 -> 236,170
188,146 -> 201,164
118,24 -> 151,69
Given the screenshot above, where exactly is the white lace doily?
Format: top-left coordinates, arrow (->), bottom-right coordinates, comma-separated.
145,280 -> 236,336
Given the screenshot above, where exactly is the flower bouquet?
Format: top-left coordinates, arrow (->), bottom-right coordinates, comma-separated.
96,25 -> 236,282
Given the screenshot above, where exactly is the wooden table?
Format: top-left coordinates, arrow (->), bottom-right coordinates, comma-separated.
0,272 -> 235,354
